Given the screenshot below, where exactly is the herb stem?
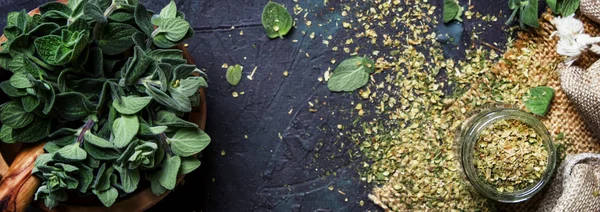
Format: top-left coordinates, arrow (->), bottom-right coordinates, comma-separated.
505,8 -> 519,26
150,28 -> 160,38
76,119 -> 96,147
104,2 -> 119,17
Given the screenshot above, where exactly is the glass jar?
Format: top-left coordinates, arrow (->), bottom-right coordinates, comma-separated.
457,104 -> 557,203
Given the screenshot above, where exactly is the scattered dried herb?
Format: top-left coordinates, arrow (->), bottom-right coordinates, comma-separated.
443,0 -> 463,23
327,56 -> 374,92
0,0 -> 210,208
473,119 -> 548,193
226,64 -> 243,86
261,1 -> 293,39
524,86 -> 555,116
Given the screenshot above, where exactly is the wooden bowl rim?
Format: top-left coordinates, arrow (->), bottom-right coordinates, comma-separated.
0,1 -> 208,211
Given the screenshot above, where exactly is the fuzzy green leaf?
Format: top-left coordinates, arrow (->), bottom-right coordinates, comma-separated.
0,100 -> 34,129
112,115 -> 139,148
226,64 -> 242,86
261,2 -> 293,39
54,143 -> 87,162
157,18 -> 190,42
158,155 -> 180,190
154,110 -> 198,128
11,118 -> 50,143
327,57 -> 375,92
179,156 -> 201,175
113,164 -> 140,193
10,72 -> 33,89
134,3 -> 153,36
443,0 -> 463,23
524,86 -> 555,116
98,23 -> 140,55
169,128 -> 210,157
54,92 -> 96,121
159,0 -> 178,19
112,96 -> 153,115
95,187 -> 118,207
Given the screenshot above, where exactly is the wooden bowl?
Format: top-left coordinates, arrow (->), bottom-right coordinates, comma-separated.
0,1 -> 208,211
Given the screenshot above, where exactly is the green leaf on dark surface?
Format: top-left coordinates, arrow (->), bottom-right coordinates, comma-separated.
327,56 -> 375,92
113,164 -> 139,193
95,186 -> 118,207
0,100 -> 34,129
112,115 -> 139,148
54,143 -> 87,162
156,18 -> 190,42
226,64 -> 242,86
10,72 -> 33,89
159,0 -> 178,19
21,95 -> 40,112
108,12 -> 134,23
443,0 -> 463,23
135,3 -> 153,36
147,172 -> 168,196
0,125 -> 15,144
112,96 -> 152,115
179,156 -> 201,175
169,128 -> 210,157
524,86 -> 555,116
11,118 -> 51,143
0,81 -> 27,97
148,49 -> 183,61
140,125 -> 167,136
520,0 -> 539,28
32,153 -> 54,174
84,131 -> 114,148
144,82 -> 191,112
77,165 -> 94,193
262,1 -> 293,39
158,155 -> 180,190
173,77 -> 205,97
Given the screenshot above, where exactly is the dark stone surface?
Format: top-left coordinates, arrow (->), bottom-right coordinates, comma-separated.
0,0 -> 537,211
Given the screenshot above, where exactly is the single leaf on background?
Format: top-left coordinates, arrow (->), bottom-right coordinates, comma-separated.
112,95 -> 153,115
10,72 -> 33,89
154,110 -> 198,128
112,115 -> 139,148
524,86 -> 555,116
0,125 -> 15,144
113,164 -> 140,193
226,64 -> 242,86
179,156 -> 201,175
560,0 -> 580,16
54,92 -> 96,121
21,95 -> 40,112
98,23 -> 140,55
168,128 -> 211,157
443,0 -> 463,23
0,100 -> 34,129
95,186 -> 118,207
54,143 -> 87,162
261,1 -> 293,39
0,81 -> 27,97
327,56 -> 375,92
158,154 -> 180,190
159,0 -> 178,19
11,118 -> 51,143
520,0 -> 539,28
156,18 -> 190,42
152,33 -> 178,48
147,172 -> 168,196
174,77 -> 205,97
134,3 -> 153,36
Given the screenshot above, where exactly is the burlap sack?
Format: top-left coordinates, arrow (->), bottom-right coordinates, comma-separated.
558,61 -> 600,139
537,153 -> 600,212
582,0 -> 600,24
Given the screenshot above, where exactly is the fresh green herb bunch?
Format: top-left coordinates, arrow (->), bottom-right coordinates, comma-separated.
506,0 -> 540,29
0,0 -> 210,208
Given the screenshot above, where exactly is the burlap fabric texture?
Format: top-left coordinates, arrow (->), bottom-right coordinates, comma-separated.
537,154 -> 600,212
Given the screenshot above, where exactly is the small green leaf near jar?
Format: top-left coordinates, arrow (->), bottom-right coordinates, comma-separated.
524,86 -> 555,116
261,1 -> 293,39
443,0 -> 463,23
327,56 -> 375,92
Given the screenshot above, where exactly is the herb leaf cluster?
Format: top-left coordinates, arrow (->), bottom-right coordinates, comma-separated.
0,0 -> 210,208
506,0 -> 540,29
547,0 -> 580,17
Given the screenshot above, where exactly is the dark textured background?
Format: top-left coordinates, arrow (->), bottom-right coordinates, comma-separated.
0,0 -> 525,211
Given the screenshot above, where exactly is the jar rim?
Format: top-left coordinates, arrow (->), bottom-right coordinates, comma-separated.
458,106 -> 557,203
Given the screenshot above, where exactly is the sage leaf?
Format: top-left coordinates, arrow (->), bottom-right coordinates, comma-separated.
0,125 -> 14,144
144,82 -> 191,112
54,143 -> 87,162
179,157 -> 201,175
158,155 -> 180,190
84,142 -> 121,160
134,3 -> 153,36
11,118 -> 51,143
113,165 -> 139,193
0,100 -> 34,129
44,142 -> 62,153
524,86 -> 555,116
93,164 -> 113,191
140,125 -> 167,135
327,56 -> 375,92
156,18 -> 190,42
34,35 -> 65,65
169,128 -> 210,157
21,95 -> 40,112
226,64 -> 242,86
0,81 -> 27,97
54,92 -> 96,121
83,131 -> 114,148
95,187 -> 118,207
147,172 -> 168,196
154,110 -> 198,128
520,0 -> 539,28
443,0 -> 463,23
152,33 -> 178,48
109,12 -> 134,23
262,2 -> 293,39
159,0 -> 178,19
112,96 -> 153,115
112,115 -> 139,148
148,49 -> 183,61
77,165 -> 94,193
10,72 -> 33,89
174,77 -> 205,97
98,23 -> 140,55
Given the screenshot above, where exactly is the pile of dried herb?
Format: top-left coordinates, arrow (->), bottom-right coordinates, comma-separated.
0,0 -> 209,208
473,119 -> 548,193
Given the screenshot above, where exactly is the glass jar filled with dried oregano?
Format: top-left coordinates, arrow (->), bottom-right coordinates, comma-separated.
458,106 -> 557,203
